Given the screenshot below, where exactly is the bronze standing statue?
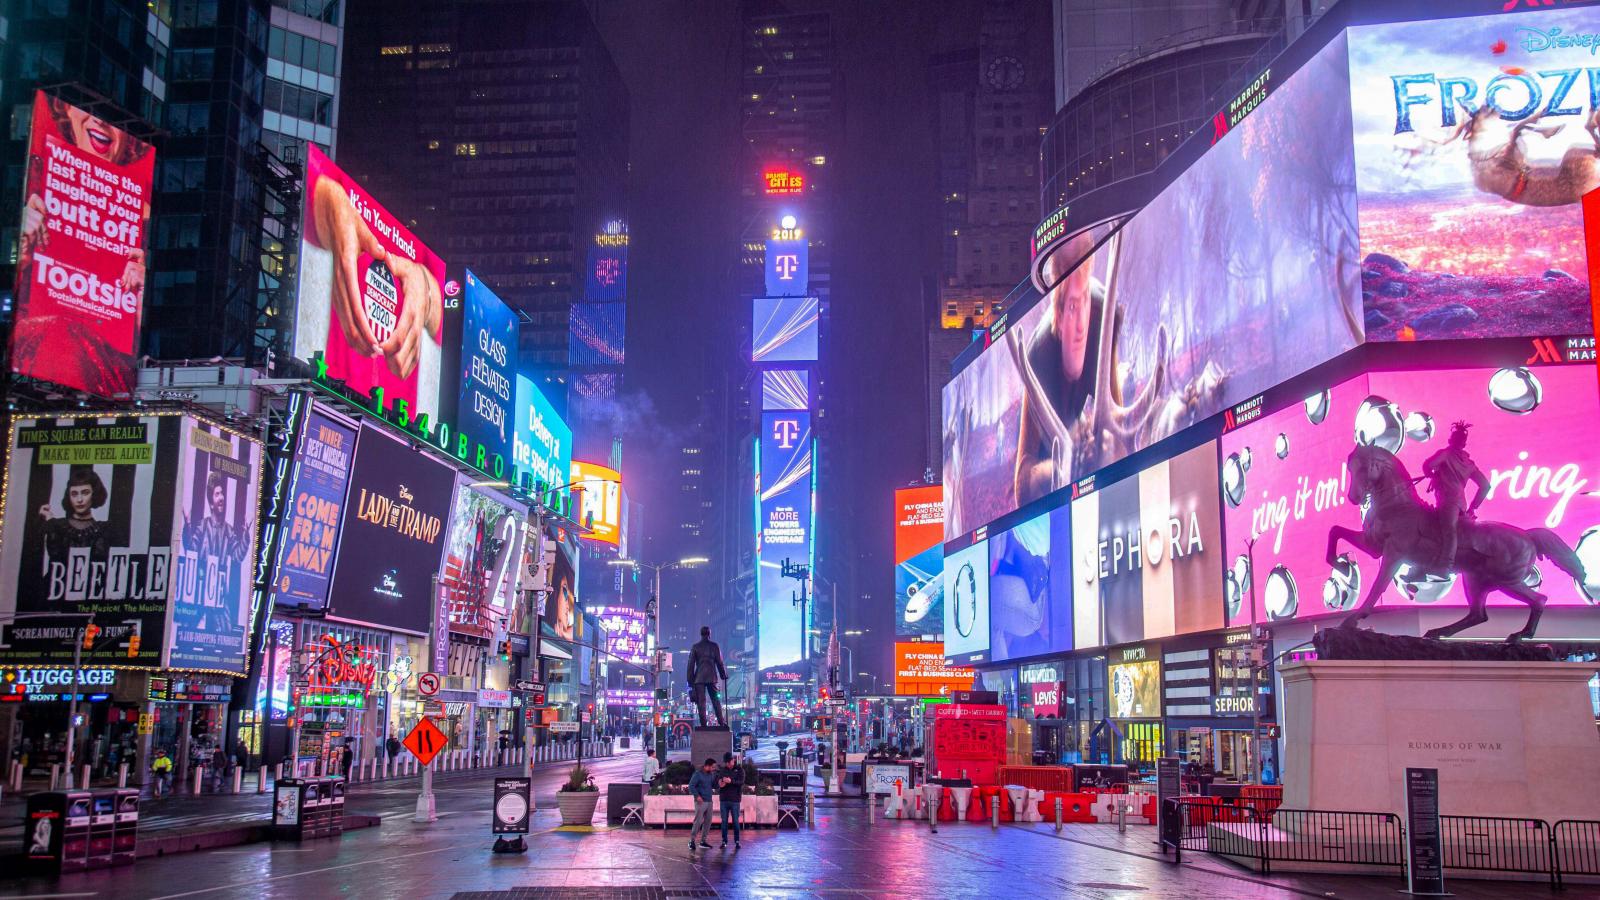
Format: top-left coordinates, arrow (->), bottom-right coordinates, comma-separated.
1327,423 -> 1585,643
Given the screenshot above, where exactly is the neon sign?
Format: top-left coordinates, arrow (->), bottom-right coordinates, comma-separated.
309,635 -> 380,690
764,169 -> 804,194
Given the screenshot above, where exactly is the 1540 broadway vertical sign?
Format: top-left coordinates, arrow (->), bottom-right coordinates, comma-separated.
0,415 -> 181,667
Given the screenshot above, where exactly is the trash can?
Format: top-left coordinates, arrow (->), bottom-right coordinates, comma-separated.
25,790 -> 92,873
112,789 -> 139,865
272,778 -> 308,840
327,777 -> 346,836
87,792 -> 116,869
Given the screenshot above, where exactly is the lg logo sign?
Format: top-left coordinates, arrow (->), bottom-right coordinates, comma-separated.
772,418 -> 801,449
773,254 -> 800,280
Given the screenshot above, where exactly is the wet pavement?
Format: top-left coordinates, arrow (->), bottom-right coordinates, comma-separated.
4,747 -> 1593,899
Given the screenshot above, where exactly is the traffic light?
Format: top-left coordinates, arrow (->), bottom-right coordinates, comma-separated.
127,634 -> 141,658
82,623 -> 100,649
500,638 -> 512,661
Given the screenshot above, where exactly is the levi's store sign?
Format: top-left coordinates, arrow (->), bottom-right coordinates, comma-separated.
1030,682 -> 1063,718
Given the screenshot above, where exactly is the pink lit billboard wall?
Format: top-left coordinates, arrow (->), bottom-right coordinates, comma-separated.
1221,363 -> 1600,624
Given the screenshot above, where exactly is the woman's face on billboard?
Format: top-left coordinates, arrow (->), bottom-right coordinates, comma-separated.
62,107 -> 124,162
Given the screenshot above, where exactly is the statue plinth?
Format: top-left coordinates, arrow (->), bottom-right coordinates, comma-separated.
1281,659 -> 1600,823
1313,627 -> 1557,662
689,727 -> 733,766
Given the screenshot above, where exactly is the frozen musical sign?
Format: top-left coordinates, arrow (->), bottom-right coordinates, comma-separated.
1221,364 -> 1600,624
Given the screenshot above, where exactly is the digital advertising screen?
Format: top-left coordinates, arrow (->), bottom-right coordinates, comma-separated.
440,480 -> 527,637
168,418 -> 262,674
1071,441 -> 1224,651
942,538 -> 990,664
457,271 -> 518,465
10,91 -> 154,398
894,486 -> 944,638
584,244 -> 627,304
294,145 -> 447,421
268,402 -> 357,612
764,237 -> 809,296
326,425 -> 455,634
944,33 -> 1360,542
893,641 -> 975,696
511,375 -> 570,492
758,410 -> 814,670
752,296 -> 820,364
0,414 -> 181,668
543,540 -> 577,642
1221,363 -> 1600,624
762,369 -> 810,411
1108,657 -> 1161,719
988,503 -> 1072,663
1349,10 -> 1597,341
597,605 -> 647,665
570,460 -> 622,546
569,301 -> 626,367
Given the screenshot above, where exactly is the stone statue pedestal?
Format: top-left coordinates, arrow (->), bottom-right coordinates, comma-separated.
1281,659 -> 1600,822
690,727 -> 733,767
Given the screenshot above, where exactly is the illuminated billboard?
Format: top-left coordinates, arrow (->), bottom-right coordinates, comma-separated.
944,34 -> 1360,541
512,375 -> 571,493
10,92 -> 154,398
752,296 -> 819,363
571,460 -> 622,546
764,237 -> 809,296
1349,10 -> 1597,341
597,605 -> 647,665
1222,363 -> 1600,625
763,169 -> 805,195
894,486 -> 944,638
758,410 -> 814,670
1070,441 -> 1224,650
440,480 -> 527,637
584,244 -> 627,304
893,641 -> 975,696
988,503 -> 1072,663
457,272 -> 518,465
267,401 -> 356,613
569,301 -> 626,367
1108,656 -> 1161,719
294,145 -> 447,421
942,538 -> 990,664
327,425 -> 454,634
762,369 -> 810,411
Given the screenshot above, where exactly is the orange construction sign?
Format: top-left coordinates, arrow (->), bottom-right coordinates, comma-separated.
402,717 -> 448,766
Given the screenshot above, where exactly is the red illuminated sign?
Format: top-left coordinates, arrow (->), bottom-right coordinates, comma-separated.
310,635 -> 379,690
763,169 -> 804,195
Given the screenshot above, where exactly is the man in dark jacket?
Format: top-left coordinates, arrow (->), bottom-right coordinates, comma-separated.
717,752 -> 745,848
687,758 -> 717,851
685,626 -> 728,728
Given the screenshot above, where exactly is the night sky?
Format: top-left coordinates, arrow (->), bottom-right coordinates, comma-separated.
596,0 -> 987,680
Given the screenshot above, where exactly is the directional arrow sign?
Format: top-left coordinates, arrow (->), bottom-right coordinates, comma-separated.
418,672 -> 441,697
403,717 -> 448,766
513,680 -> 545,693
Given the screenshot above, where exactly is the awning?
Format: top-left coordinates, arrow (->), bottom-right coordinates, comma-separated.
539,641 -> 573,661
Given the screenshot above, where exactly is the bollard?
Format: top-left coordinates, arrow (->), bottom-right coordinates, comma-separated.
81,764 -> 91,789
991,793 -> 999,830
274,762 -> 283,783
49,763 -> 60,791
1054,797 -> 1063,833
231,766 -> 242,794
258,766 -> 268,793
1117,796 -> 1128,834
806,792 -> 815,828
192,766 -> 204,795
118,762 -> 128,789
869,793 -> 876,824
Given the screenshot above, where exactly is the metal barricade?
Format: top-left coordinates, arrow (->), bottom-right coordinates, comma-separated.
1439,816 -> 1553,887
1172,802 -> 1405,876
1552,819 -> 1600,888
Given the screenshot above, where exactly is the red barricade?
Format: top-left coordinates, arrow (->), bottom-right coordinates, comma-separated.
996,765 -> 1074,792
937,788 -> 957,822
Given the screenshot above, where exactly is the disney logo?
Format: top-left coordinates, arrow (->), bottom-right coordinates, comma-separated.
1518,26 -> 1600,55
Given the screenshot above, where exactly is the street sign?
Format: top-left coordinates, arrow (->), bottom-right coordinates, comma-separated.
1405,767 -> 1446,895
418,672 -> 441,697
403,718 -> 449,766
513,679 -> 544,693
549,721 -> 579,733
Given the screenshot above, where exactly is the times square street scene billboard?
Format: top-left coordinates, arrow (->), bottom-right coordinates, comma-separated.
10,91 -> 154,398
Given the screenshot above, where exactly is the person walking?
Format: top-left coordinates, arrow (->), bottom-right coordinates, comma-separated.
687,758 -> 717,851
642,748 -> 660,785
339,740 -> 355,779
386,734 -> 402,761
150,749 -> 173,797
717,752 -> 745,849
210,746 -> 228,792
686,626 -> 728,728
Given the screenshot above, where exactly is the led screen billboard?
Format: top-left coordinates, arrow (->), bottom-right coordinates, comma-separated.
942,538 -> 990,664
762,369 -> 810,410
1221,363 -> 1600,624
944,33 -> 1360,541
0,415 -> 177,668
512,375 -> 571,492
267,402 -> 356,612
326,425 -> 454,634
988,503 -> 1072,663
543,539 -> 577,642
440,480 -> 527,637
584,244 -> 627,304
597,605 -> 647,665
569,301 -> 626,366
752,296 -> 820,363
758,410 -> 813,670
457,271 -> 517,465
894,486 -> 944,638
294,146 -> 447,421
765,237 -> 809,296
169,418 -> 262,674
1108,657 -> 1161,719
570,461 -> 622,546
11,91 -> 154,397
1071,441 -> 1225,650
1349,10 -> 1597,341
893,641 -> 975,696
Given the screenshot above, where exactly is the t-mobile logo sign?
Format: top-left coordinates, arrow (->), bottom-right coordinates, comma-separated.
771,418 -> 800,449
773,254 -> 800,280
